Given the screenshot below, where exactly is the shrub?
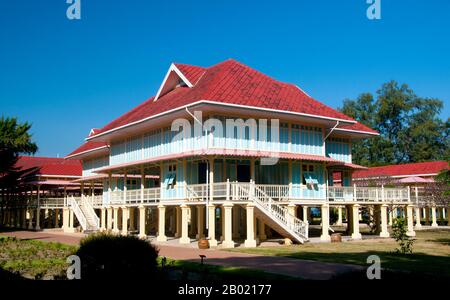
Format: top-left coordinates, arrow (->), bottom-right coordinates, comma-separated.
392,218 -> 415,254
75,232 -> 159,280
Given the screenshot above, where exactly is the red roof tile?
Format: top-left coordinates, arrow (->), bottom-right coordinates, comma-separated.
353,161 -> 449,178
15,156 -> 82,177
66,141 -> 108,158
90,59 -> 376,138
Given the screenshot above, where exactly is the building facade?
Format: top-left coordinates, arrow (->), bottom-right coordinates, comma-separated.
352,161 -> 449,228
0,156 -> 82,230
2,59 -> 426,246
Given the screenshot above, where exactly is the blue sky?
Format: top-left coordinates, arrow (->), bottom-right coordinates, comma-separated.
0,0 -> 449,157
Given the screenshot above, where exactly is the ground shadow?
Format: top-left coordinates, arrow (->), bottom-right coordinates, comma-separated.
0,267 -> 28,280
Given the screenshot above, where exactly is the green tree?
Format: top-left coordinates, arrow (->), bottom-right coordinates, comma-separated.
339,81 -> 448,166
0,116 -> 38,183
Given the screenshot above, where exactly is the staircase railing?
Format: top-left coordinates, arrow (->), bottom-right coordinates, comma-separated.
82,195 -> 99,229
230,182 -> 308,242
252,183 -> 308,241
68,196 -> 87,231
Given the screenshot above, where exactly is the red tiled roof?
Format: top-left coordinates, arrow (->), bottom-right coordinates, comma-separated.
15,156 -> 82,177
353,161 -> 449,179
90,59 -> 376,138
65,141 -> 108,158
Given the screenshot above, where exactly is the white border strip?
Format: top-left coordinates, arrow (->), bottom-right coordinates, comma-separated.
65,145 -> 109,159
333,127 -> 379,136
154,63 -> 194,101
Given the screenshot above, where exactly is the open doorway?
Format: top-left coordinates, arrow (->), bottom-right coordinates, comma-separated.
237,164 -> 251,182
198,162 -> 207,184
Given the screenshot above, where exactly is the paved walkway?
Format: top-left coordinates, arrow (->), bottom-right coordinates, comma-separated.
1,229 -> 363,280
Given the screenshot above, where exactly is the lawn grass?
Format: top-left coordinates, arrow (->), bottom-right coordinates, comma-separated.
0,236 -> 77,279
226,229 -> 450,277
0,234 -> 293,280
158,257 -> 295,280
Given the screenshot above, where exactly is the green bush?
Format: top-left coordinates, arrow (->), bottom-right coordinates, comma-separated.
75,233 -> 159,280
392,218 -> 415,254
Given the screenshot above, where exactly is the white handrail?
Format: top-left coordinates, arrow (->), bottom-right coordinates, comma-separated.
69,196 -> 87,231
253,183 -> 308,241
82,196 -> 99,229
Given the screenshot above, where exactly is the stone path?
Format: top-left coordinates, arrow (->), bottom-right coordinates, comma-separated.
1,229 -> 364,280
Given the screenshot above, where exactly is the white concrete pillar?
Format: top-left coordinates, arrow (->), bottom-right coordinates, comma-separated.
351,204 -> 362,239
157,205 -> 167,241
106,207 -> 113,230
244,203 -> 257,247
222,203 -> 234,248
388,209 -> 393,226
320,204 -> 331,241
69,209 -> 74,232
302,205 -> 309,223
208,204 -> 218,247
62,208 -> 68,231
100,208 -> 106,231
180,205 -> 190,244
414,207 -> 422,229
113,207 -> 119,233
121,207 -> 129,235
379,204 -> 389,237
196,205 -> 204,239
336,206 -> 343,226
138,206 -> 146,238
406,205 -> 416,236
431,206 -> 438,227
